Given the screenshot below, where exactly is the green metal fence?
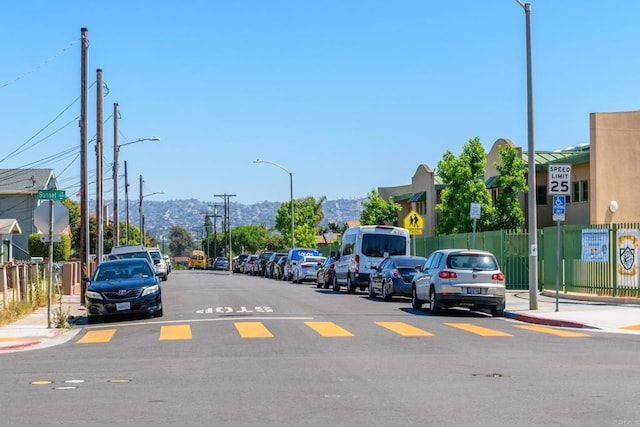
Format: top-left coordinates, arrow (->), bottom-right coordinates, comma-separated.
414,223 -> 640,297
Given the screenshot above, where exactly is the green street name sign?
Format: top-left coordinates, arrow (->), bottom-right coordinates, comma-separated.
37,189 -> 66,201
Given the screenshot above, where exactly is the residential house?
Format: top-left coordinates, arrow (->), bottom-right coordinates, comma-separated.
0,168 -> 60,260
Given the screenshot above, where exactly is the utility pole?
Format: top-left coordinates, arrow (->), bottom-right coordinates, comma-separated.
113,102 -> 119,246
215,193 -> 236,271
124,160 -> 130,245
139,175 -> 144,244
210,204 -> 221,259
96,68 -> 104,264
80,27 -> 89,297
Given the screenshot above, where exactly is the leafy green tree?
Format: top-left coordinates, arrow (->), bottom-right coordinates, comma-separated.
360,188 -> 401,226
493,143 -> 528,231
435,137 -> 494,235
231,224 -> 269,254
274,196 -> 325,248
62,198 -> 80,258
168,226 -> 194,257
28,233 -> 71,261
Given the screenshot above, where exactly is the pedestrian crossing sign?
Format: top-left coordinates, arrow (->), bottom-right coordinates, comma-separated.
403,210 -> 424,235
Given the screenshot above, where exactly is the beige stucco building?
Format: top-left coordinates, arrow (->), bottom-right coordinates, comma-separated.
380,110 -> 640,235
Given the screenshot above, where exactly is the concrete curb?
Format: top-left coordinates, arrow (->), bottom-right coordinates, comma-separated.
504,310 -> 600,330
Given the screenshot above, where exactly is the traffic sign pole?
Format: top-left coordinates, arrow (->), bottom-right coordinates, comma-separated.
47,200 -> 54,328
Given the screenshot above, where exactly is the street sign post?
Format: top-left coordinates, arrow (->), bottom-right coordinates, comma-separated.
470,203 -> 481,248
34,194 -> 69,328
403,210 -> 424,256
551,194 -> 566,312
38,189 -> 66,201
552,195 -> 566,222
548,164 -> 572,195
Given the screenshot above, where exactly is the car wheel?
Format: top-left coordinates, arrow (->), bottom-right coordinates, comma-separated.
87,315 -> 99,324
411,285 -> 423,309
382,282 -> 391,301
332,275 -> 340,292
368,280 -> 376,298
346,275 -> 355,294
429,287 -> 441,315
491,306 -> 504,317
154,307 -> 163,318
162,274 -> 168,282
316,275 -> 323,288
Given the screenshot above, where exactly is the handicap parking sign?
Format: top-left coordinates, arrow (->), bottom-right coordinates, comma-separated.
552,195 -> 565,221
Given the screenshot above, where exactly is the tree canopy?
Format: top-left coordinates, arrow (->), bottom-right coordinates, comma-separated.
360,188 -> 401,226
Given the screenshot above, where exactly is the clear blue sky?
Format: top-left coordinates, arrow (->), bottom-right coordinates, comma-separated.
2,1 -> 639,205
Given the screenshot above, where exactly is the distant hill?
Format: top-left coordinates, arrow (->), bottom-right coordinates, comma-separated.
117,198 -> 366,237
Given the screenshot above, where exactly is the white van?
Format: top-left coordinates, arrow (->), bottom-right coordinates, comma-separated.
332,225 -> 410,293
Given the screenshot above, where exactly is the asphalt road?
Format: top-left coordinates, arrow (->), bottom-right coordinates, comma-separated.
2,270 -> 639,427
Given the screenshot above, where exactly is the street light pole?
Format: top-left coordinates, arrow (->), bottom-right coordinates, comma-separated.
139,176 -> 164,246
515,0 -> 538,309
254,159 -> 295,249
113,134 -> 159,247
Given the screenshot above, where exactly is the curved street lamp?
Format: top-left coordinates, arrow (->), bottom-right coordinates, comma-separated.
253,159 -> 294,249
113,132 -> 159,247
139,174 -> 164,245
514,0 -> 538,309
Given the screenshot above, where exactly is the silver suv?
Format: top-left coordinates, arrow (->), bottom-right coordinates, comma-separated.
147,248 -> 168,281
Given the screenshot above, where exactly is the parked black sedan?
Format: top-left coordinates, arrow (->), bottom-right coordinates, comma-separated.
85,258 -> 163,324
368,255 -> 427,301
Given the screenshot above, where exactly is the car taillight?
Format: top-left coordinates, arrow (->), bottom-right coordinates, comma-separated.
438,270 -> 457,279
354,254 -> 359,273
492,272 -> 505,281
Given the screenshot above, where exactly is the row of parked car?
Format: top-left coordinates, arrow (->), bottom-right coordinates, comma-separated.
237,248 -> 507,317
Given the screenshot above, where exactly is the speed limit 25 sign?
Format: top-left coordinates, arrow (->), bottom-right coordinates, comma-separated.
548,163 -> 572,195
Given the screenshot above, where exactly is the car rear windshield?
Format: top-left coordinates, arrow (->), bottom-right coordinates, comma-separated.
361,234 -> 407,257
447,254 -> 498,270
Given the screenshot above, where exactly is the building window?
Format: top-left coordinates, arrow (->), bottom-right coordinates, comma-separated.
572,182 -> 580,203
581,180 -> 589,201
536,186 -> 547,205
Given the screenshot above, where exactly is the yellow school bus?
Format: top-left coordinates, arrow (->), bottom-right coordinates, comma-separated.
188,250 -> 206,270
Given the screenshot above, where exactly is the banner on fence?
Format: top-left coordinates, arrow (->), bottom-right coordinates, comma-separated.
616,229 -> 639,288
581,229 -> 609,262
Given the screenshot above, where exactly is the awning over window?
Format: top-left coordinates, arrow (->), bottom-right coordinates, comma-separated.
408,191 -> 426,203
485,176 -> 500,189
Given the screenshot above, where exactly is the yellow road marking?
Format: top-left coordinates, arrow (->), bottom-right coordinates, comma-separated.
622,324 -> 640,331
159,325 -> 192,340
515,325 -> 590,337
305,321 -> 354,337
375,321 -> 434,336
445,323 -> 512,337
77,329 -> 117,344
234,322 -> 273,338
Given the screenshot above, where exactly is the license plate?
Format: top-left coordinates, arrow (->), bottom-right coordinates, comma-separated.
467,287 -> 482,295
116,301 -> 131,311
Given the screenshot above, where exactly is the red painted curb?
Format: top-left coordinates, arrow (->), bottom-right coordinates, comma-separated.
511,313 -> 594,329
0,340 -> 41,351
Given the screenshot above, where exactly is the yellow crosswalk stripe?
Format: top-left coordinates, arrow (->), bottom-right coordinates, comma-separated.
305,321 -> 354,337
159,325 -> 193,340
375,321 -> 434,336
234,321 -> 274,338
514,325 -> 590,337
621,324 -> 640,331
445,323 -> 512,337
77,329 -> 117,344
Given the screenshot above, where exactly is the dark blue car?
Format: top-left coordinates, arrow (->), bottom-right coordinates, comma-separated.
85,258 -> 163,324
368,255 -> 427,301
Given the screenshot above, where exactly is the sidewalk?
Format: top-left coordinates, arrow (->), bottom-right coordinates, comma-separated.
2,290 -> 640,353
503,290 -> 640,333
0,295 -> 85,352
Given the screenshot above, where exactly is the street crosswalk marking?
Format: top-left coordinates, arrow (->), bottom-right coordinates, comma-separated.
77,329 -> 117,344
159,325 -> 193,340
621,324 -> 640,331
375,321 -> 434,336
305,321 -> 353,337
445,323 -> 513,337
74,320 -> 595,344
514,325 -> 590,337
235,321 -> 273,338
